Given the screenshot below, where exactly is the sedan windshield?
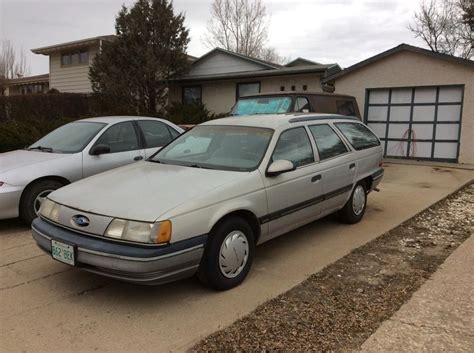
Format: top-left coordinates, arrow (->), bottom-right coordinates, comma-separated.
150,125 -> 273,171
232,97 -> 292,116
29,122 -> 106,153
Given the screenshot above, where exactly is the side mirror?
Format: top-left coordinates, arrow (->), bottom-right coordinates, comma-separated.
266,159 -> 296,177
90,144 -> 111,156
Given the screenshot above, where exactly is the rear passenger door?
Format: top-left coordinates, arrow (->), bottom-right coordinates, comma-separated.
262,127 -> 322,241
136,120 -> 180,158
82,121 -> 145,177
308,124 -> 356,215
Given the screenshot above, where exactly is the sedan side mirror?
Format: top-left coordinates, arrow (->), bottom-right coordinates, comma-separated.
266,159 -> 296,177
90,144 -> 111,156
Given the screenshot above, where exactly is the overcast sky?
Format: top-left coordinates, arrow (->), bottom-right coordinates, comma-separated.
1,0 -> 426,75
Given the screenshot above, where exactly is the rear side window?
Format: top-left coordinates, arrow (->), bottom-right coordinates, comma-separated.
272,127 -> 314,167
309,124 -> 348,160
95,122 -> 139,153
295,97 -> 310,112
335,123 -> 380,150
137,120 -> 173,148
336,100 -> 356,116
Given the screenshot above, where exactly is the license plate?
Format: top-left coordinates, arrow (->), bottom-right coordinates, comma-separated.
51,240 -> 76,266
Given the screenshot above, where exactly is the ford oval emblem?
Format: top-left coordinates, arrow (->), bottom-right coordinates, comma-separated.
72,215 -> 90,227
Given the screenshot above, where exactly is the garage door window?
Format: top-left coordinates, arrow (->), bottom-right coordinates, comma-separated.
365,85 -> 463,162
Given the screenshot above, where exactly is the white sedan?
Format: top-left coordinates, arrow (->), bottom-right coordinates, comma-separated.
0,116 -> 183,223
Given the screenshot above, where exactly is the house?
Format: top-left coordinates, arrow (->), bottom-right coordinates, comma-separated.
323,44 -> 474,164
31,35 -> 115,93
3,74 -> 49,95
167,48 -> 340,114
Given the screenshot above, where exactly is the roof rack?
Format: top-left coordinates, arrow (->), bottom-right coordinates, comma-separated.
289,115 -> 360,123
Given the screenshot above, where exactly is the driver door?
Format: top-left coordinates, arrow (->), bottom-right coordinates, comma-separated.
82,121 -> 145,178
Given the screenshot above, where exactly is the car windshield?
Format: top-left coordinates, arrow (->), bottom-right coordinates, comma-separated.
232,97 -> 292,116
29,122 -> 106,153
150,125 -> 273,171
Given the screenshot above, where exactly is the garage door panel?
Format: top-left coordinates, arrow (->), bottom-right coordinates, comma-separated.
369,90 -> 389,104
391,88 -> 412,104
439,87 -> 463,103
388,124 -> 410,139
390,106 -> 410,121
367,123 -> 386,138
436,124 -> 459,140
411,142 -> 432,158
438,105 -> 461,121
413,106 -> 435,121
411,124 -> 433,140
414,87 -> 436,103
434,142 -> 458,159
386,141 -> 407,157
368,106 -> 388,121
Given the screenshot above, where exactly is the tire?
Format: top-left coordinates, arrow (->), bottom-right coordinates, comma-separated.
19,179 -> 63,224
197,217 -> 255,290
339,181 -> 367,224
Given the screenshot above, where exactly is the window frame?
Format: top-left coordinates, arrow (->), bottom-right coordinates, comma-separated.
236,81 -> 261,101
182,85 -> 202,105
308,123 -> 351,162
90,121 -> 142,155
269,126 -> 315,169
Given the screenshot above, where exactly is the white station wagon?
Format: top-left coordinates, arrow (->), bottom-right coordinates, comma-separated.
32,113 -> 384,290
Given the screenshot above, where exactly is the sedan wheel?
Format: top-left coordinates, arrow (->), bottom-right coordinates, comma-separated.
352,185 -> 366,216
219,231 -> 249,278
19,179 -> 64,224
34,189 -> 55,215
339,181 -> 367,224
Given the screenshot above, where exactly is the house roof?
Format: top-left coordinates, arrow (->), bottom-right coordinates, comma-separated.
171,63 -> 341,83
5,74 -> 49,86
191,47 -> 281,70
322,43 -> 474,83
31,35 -> 116,55
285,57 -> 321,67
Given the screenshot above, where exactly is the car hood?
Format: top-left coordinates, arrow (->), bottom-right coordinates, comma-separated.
49,162 -> 245,222
0,150 -> 68,175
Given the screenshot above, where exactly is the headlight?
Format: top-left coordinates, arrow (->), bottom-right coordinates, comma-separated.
104,219 -> 172,244
39,199 -> 60,222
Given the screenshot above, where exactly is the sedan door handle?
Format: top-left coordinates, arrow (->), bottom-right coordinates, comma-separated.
134,156 -> 144,161
349,163 -> 356,170
311,175 -> 322,182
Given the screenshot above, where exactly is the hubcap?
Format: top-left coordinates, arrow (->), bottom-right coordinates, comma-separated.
34,189 -> 54,215
219,230 -> 249,279
352,185 -> 366,216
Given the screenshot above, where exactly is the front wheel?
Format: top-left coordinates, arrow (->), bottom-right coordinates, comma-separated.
197,217 -> 255,290
19,179 -> 63,224
339,181 -> 367,224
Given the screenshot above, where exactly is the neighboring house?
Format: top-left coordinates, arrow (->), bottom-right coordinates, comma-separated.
167,48 -> 341,114
3,74 -> 49,96
31,35 -> 115,93
323,44 -> 474,164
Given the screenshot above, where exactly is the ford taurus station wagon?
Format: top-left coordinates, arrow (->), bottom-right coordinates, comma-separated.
0,116 -> 183,224
32,113 -> 384,290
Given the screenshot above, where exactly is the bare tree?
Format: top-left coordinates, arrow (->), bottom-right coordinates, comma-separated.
408,0 -> 473,59
203,0 -> 284,63
1,39 -> 30,95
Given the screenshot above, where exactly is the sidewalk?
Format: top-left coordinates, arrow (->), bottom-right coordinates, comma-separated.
362,235 -> 474,352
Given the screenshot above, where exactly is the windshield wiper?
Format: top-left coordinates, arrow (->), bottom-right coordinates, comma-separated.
28,146 -> 53,153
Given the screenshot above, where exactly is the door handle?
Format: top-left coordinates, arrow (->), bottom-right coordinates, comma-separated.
134,156 -> 143,161
311,175 -> 322,182
349,163 -> 356,170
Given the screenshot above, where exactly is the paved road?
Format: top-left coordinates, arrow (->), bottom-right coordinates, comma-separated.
1,163 -> 473,352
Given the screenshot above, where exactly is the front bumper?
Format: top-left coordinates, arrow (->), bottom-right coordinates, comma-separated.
0,184 -> 24,220
32,218 -> 207,285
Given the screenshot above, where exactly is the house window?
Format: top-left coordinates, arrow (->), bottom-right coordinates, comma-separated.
61,49 -> 89,66
236,82 -> 260,99
182,86 -> 202,104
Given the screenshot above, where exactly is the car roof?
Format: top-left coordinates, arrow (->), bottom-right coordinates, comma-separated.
202,113 -> 360,129
77,116 -> 167,124
241,91 -> 356,99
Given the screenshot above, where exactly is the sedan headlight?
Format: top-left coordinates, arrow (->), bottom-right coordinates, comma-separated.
104,219 -> 172,244
39,199 -> 61,222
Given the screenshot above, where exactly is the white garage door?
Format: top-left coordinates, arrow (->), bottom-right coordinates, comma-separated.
365,85 -> 463,162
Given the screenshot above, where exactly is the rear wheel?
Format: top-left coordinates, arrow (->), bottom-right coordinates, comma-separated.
339,181 -> 367,224
19,179 -> 63,224
198,217 -> 255,290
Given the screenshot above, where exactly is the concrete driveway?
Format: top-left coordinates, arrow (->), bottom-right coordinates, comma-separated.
1,163 -> 472,352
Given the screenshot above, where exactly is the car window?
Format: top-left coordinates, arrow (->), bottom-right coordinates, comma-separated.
272,127 -> 314,168
335,122 -> 380,150
295,97 -> 310,112
231,97 -> 292,116
336,100 -> 356,116
168,126 -> 180,139
95,121 -> 139,153
137,120 -> 173,148
309,124 -> 348,160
